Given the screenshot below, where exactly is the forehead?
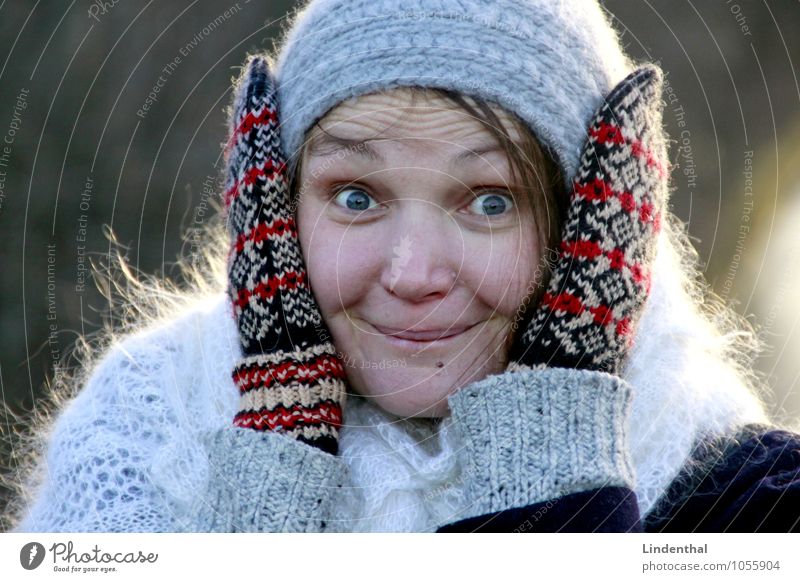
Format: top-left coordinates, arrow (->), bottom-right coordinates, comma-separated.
305,87 -> 524,153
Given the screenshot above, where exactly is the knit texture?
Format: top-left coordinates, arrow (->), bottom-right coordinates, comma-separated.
13,286 -> 767,532
446,366 -> 634,521
224,56 -> 348,455
509,65 -> 668,376
272,0 -> 633,184
193,428 -> 347,532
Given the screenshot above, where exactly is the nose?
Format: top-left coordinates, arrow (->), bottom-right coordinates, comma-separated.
380,201 -> 460,301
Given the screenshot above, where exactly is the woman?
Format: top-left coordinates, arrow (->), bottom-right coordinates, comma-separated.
11,0 -> 800,532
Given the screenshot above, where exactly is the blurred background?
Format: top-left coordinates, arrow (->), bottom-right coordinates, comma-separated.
1,1 -> 799,522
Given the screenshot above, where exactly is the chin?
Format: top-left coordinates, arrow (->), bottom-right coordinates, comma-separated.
369,393 -> 451,419
346,363 -> 493,419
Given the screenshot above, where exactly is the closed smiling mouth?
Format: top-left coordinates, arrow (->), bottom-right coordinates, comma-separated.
368,321 -> 479,342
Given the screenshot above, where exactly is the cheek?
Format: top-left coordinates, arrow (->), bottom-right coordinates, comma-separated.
296,199 -> 375,314
464,227 -> 542,319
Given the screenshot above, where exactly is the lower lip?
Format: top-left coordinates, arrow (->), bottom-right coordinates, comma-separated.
370,323 -> 478,349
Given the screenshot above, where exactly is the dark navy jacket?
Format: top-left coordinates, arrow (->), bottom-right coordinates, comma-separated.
437,425 -> 800,532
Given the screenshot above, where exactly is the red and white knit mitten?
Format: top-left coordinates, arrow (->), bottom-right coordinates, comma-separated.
508,65 -> 669,375
223,56 -> 347,456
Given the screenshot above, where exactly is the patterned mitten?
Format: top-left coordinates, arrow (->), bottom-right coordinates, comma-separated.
507,65 -> 669,376
223,56 -> 348,456
441,66 -> 670,524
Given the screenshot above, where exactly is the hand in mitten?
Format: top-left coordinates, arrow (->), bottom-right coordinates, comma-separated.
224,56 -> 348,456
444,65 -> 669,526
508,65 -> 666,375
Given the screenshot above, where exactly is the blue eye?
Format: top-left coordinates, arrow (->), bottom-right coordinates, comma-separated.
469,193 -> 513,216
333,187 -> 378,211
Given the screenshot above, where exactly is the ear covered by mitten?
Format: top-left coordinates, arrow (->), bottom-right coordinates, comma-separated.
223,56 -> 348,456
508,64 -> 669,377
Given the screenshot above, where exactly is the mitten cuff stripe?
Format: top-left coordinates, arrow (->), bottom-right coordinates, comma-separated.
238,378 -> 347,413
235,343 -> 341,366
233,400 -> 344,432
233,350 -> 347,392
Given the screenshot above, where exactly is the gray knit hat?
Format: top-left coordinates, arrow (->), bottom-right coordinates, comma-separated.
272,0 -> 635,183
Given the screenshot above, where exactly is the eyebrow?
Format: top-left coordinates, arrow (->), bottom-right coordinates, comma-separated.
306,133 -> 506,166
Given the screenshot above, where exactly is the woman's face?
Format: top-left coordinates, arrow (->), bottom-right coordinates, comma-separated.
296,88 -> 543,418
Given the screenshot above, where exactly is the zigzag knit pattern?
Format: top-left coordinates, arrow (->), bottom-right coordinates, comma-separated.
224,56 -> 347,456
509,66 -> 668,376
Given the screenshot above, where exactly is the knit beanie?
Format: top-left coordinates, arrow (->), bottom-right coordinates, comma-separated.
272,0 -> 635,185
